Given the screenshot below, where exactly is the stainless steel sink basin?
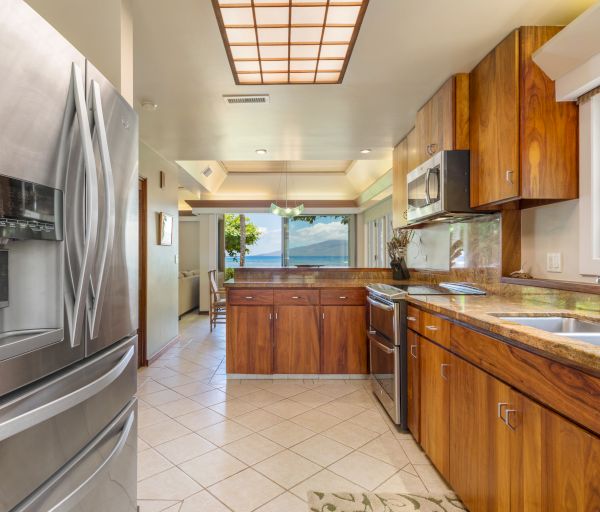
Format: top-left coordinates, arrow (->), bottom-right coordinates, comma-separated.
492,315 -> 600,346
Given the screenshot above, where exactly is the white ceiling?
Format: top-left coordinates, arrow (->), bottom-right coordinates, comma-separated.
131,0 -> 594,163
221,160 -> 353,174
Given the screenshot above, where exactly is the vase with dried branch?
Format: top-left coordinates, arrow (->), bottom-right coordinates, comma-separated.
387,226 -> 414,280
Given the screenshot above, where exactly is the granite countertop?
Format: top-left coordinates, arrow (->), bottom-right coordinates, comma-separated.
224,277 -> 412,288
407,294 -> 600,375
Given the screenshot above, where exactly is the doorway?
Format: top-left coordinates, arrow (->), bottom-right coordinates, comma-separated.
138,178 -> 148,367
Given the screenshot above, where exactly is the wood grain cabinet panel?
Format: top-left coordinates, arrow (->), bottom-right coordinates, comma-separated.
470,27 -> 578,208
274,305 -> 320,374
407,128 -> 419,171
228,289 -> 274,305
321,305 -> 367,374
274,289 -> 319,305
226,305 -> 272,374
407,330 -> 420,443
320,288 -> 365,306
419,336 -> 450,480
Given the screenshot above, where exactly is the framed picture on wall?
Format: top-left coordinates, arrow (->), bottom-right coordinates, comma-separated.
158,212 -> 173,246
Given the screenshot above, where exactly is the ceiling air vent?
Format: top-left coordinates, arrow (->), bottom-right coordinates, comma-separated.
223,94 -> 270,105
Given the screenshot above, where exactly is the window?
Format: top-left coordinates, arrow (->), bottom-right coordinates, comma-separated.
366,214 -> 393,268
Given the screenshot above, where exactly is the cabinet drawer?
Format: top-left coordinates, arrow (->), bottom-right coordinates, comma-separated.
320,288 -> 366,306
228,289 -> 274,305
406,305 -> 421,331
274,289 -> 319,305
419,311 -> 450,348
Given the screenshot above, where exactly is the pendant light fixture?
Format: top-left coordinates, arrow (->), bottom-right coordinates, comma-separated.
270,162 -> 304,218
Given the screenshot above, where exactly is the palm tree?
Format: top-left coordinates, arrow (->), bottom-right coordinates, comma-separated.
239,214 -> 246,267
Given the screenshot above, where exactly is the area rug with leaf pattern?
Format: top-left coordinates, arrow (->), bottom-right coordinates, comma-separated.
307,492 -> 467,512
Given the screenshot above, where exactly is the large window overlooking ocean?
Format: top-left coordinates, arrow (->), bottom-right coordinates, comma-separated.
224,213 -> 353,272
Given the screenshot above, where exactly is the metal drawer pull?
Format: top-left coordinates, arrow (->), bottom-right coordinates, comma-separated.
497,402 -> 508,420
407,316 -> 417,322
440,363 -> 449,380
339,296 -> 347,299
244,296 -> 254,299
368,330 -> 377,335
425,325 -> 438,331
410,344 -> 418,359
275,313 -> 278,320
373,339 -> 395,355
505,170 -> 514,183
504,409 -> 517,430
291,296 -> 300,299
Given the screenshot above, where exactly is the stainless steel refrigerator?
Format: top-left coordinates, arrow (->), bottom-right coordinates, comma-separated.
0,1 -> 138,510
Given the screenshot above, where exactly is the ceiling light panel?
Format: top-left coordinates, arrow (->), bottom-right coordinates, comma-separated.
213,0 -> 369,85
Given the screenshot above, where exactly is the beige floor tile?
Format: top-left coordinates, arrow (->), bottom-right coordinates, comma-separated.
246,379 -> 275,389
242,389 -> 283,407
254,450 -> 322,489
139,418 -> 192,447
290,409 -> 342,433
179,448 -> 246,487
400,438 -> 431,465
171,381 -> 216,397
337,389 -> 378,409
222,433 -> 284,465
290,469 -> 366,499
414,464 -> 453,493
208,468 -> 285,512
233,409 -> 285,431
137,448 -> 173,481
153,373 -> 201,389
143,389 -> 186,407
197,419 -> 253,446
348,409 -> 391,434
328,452 -> 397,491
209,398 -> 257,418
290,390 -> 333,408
322,421 -> 379,449
156,398 -> 205,418
218,381 -> 261,398
263,399 -> 312,419
154,433 -> 217,465
137,466 -> 202,501
179,490 -> 230,512
268,382 -> 309,398
375,467 -> 427,493
260,421 -> 316,448
358,433 -> 410,468
254,491 -> 307,512
137,499 -> 180,512
165,359 -> 207,374
138,367 -> 180,381
315,382 -> 362,398
138,437 -> 151,452
189,388 -> 229,407
138,407 -> 171,429
318,400 -> 365,420
175,409 -> 226,431
159,505 -> 181,512
137,380 -> 168,397
291,434 -> 353,467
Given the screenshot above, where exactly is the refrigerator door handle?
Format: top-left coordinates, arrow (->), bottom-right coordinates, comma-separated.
0,345 -> 134,443
64,62 -> 98,348
87,80 -> 115,340
12,404 -> 135,512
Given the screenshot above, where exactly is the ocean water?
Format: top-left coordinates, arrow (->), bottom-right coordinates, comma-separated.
226,255 -> 348,268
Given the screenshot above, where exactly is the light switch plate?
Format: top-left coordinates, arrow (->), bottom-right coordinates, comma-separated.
546,252 -> 562,273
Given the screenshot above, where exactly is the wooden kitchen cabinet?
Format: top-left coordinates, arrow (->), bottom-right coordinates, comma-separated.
321,305 -> 367,374
406,128 -> 419,171
470,27 -> 578,208
419,336 -> 450,479
406,330 -> 420,442
274,305 -> 320,374
226,305 -> 272,373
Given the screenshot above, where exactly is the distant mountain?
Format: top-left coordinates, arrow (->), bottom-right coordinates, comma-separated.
257,239 -> 348,257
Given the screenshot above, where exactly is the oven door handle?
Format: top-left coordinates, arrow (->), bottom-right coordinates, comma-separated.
369,333 -> 395,355
367,296 -> 394,311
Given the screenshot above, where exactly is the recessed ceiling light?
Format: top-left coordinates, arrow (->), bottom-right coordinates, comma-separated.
141,101 -> 158,112
212,0 -> 370,85
256,149 -> 268,155
360,148 -> 371,154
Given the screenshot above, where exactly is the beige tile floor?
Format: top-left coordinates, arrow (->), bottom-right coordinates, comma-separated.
137,313 -> 452,512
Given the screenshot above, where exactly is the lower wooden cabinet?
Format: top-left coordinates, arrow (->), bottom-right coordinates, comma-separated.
274,305 -> 320,373
321,305 -> 367,374
226,305 -> 272,374
407,330 -> 420,442
419,336 -> 450,479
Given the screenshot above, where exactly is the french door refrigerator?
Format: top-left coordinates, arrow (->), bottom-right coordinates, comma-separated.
0,1 -> 139,510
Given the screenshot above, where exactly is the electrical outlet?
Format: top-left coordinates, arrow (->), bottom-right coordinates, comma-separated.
546,252 -> 562,273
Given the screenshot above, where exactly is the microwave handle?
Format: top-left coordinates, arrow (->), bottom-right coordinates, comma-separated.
425,168 -> 432,205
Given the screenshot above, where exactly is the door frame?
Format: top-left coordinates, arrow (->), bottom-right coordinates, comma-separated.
138,178 -> 148,367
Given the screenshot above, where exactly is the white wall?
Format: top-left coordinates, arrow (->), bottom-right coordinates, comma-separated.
179,220 -> 200,272
140,142 -> 180,359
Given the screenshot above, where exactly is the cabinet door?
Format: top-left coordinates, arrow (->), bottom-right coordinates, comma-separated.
449,355 -> 511,512
416,100 -> 433,164
470,30 -> 519,207
321,306 -> 367,374
419,337 -> 450,478
407,128 -> 419,171
407,330 -> 420,442
226,305 -> 272,374
509,389 -> 600,512
274,306 -> 320,374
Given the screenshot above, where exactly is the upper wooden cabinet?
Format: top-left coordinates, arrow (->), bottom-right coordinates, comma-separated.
470,27 -> 578,208
416,74 -> 469,165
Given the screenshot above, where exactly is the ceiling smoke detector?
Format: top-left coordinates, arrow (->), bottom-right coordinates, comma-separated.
223,94 -> 270,105
203,167 -> 213,178
141,101 -> 158,112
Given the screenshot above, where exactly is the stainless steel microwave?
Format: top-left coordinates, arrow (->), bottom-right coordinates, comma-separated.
407,150 -> 481,225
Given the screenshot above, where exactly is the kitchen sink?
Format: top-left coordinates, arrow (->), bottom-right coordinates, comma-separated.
491,315 -> 600,346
